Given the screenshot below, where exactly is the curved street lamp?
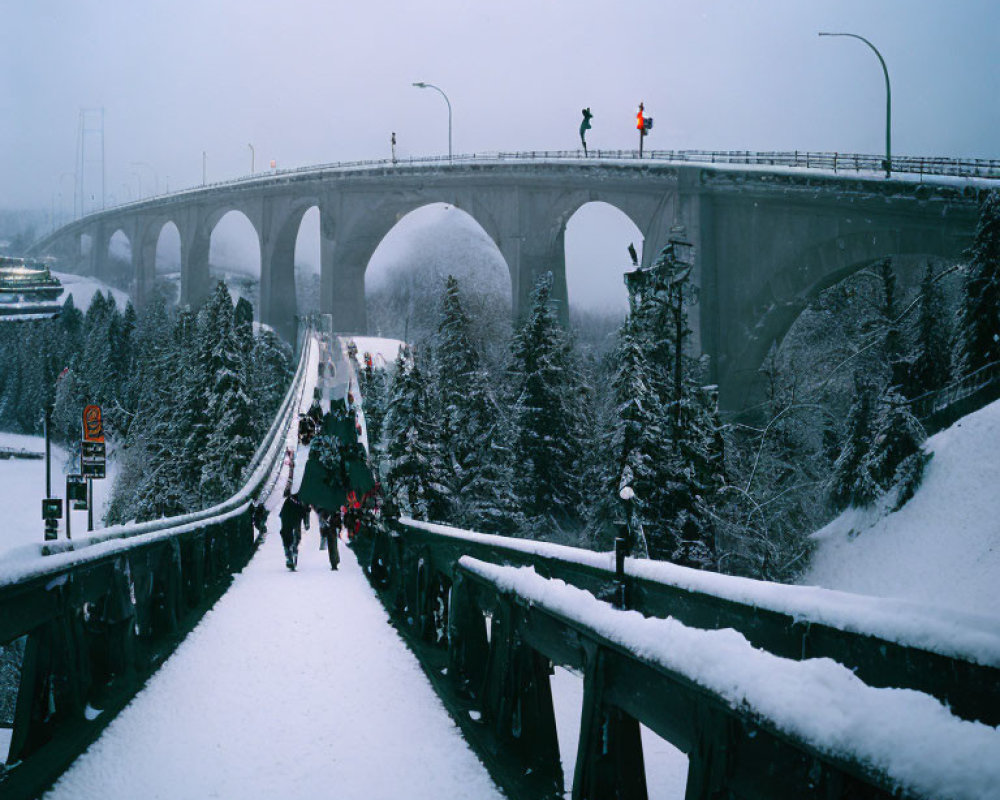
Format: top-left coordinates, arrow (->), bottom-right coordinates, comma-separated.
412,81 -> 452,161
819,32 -> 892,178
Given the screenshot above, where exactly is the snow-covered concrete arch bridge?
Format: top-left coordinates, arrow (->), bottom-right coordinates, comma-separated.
30,152 -> 988,408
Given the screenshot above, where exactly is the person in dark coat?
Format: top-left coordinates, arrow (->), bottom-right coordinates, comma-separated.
278,493 -> 310,570
250,501 -> 268,535
317,508 -> 341,570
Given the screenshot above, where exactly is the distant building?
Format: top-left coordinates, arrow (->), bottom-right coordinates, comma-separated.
0,257 -> 64,320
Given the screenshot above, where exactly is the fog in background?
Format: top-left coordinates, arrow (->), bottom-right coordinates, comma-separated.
2,0 -> 997,311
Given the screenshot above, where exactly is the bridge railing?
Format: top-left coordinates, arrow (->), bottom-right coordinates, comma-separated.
911,360 -> 1000,434
352,516 -> 1000,798
0,328 -> 313,800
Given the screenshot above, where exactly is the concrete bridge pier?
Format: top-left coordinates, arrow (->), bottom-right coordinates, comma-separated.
132,219 -> 158,308
257,200 -> 308,343
178,212 -> 212,310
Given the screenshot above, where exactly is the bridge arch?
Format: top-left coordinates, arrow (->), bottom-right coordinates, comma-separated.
363,202 -> 512,339
722,226 -> 967,408
564,201 -> 644,317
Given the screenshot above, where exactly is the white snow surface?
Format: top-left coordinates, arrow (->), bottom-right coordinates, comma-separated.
51,271 -> 128,310
45,352 -> 503,800
0,432 -> 117,559
343,335 -> 406,369
45,545 -> 503,800
401,518 -> 1000,666
804,397 -> 1000,620
463,559 -> 1000,800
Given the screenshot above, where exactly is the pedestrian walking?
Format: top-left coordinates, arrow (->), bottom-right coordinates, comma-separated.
580,107 -> 593,156
318,508 -> 341,571
278,493 -> 310,571
391,131 -> 398,164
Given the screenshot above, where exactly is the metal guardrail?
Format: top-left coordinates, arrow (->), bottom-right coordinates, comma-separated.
911,360 -> 1000,433
0,328 -> 313,799
36,148 -> 999,240
350,516 -> 999,799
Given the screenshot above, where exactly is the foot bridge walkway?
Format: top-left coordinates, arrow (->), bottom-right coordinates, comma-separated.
1,329 -> 998,800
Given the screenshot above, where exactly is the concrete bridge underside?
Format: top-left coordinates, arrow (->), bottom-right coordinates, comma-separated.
31,161 -> 985,409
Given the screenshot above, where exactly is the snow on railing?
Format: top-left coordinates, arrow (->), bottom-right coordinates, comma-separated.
460,558 -> 1000,800
383,515 -> 999,734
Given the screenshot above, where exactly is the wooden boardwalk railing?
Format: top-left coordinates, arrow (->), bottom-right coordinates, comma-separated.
352,517 -> 1000,800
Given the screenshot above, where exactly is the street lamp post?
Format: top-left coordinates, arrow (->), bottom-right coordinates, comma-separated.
248,143 -> 255,174
412,82 -> 452,161
819,32 -> 892,178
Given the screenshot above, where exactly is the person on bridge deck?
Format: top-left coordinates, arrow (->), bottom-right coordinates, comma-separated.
317,508 -> 341,570
278,493 -> 310,571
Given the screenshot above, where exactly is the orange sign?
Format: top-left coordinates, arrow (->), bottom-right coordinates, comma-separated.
83,405 -> 104,443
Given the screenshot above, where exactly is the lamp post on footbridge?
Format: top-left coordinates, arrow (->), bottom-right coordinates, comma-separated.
412,82 -> 452,162
819,32 -> 892,179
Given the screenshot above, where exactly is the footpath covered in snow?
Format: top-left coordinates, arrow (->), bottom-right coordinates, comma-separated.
44,335 -> 502,800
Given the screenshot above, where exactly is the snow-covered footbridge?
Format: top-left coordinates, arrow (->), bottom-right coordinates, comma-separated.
1,330 -> 998,800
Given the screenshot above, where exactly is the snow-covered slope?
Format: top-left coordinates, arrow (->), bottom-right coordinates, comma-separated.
802,398 -> 1000,618
53,271 -> 128,309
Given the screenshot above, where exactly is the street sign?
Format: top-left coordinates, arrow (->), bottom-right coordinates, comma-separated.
67,474 -> 88,510
42,497 -> 63,520
81,440 -> 106,479
83,404 -> 104,443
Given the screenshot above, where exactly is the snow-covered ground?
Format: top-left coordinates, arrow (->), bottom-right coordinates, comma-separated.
803,397 -> 1000,618
0,432 -> 116,558
344,335 -> 406,368
51,271 -> 128,310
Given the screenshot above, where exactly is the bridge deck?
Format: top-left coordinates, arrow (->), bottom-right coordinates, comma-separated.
42,338 -> 503,800
44,491 -> 503,800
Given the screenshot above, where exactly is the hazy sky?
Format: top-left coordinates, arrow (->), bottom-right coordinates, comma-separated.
4,0 -> 998,209
3,0 -> 998,308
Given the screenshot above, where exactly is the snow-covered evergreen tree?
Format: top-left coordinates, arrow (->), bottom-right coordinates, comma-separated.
828,375 -> 879,511
200,283 -> 255,502
911,261 -> 952,396
385,346 -> 451,520
509,273 -> 585,535
958,190 -> 1000,373
866,388 -> 929,509
611,239 -> 725,567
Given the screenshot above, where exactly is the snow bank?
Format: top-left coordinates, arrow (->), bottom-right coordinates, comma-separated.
462,559 -> 1000,800
0,432 -> 117,560
51,271 -> 128,310
402,517 -> 1000,666
344,336 -> 406,368
804,397 -> 1000,620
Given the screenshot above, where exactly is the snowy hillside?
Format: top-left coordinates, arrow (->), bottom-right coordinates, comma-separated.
802,398 -> 1000,618
53,271 -> 128,309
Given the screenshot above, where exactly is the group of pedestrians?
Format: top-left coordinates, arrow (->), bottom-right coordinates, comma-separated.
277,388 -> 380,572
